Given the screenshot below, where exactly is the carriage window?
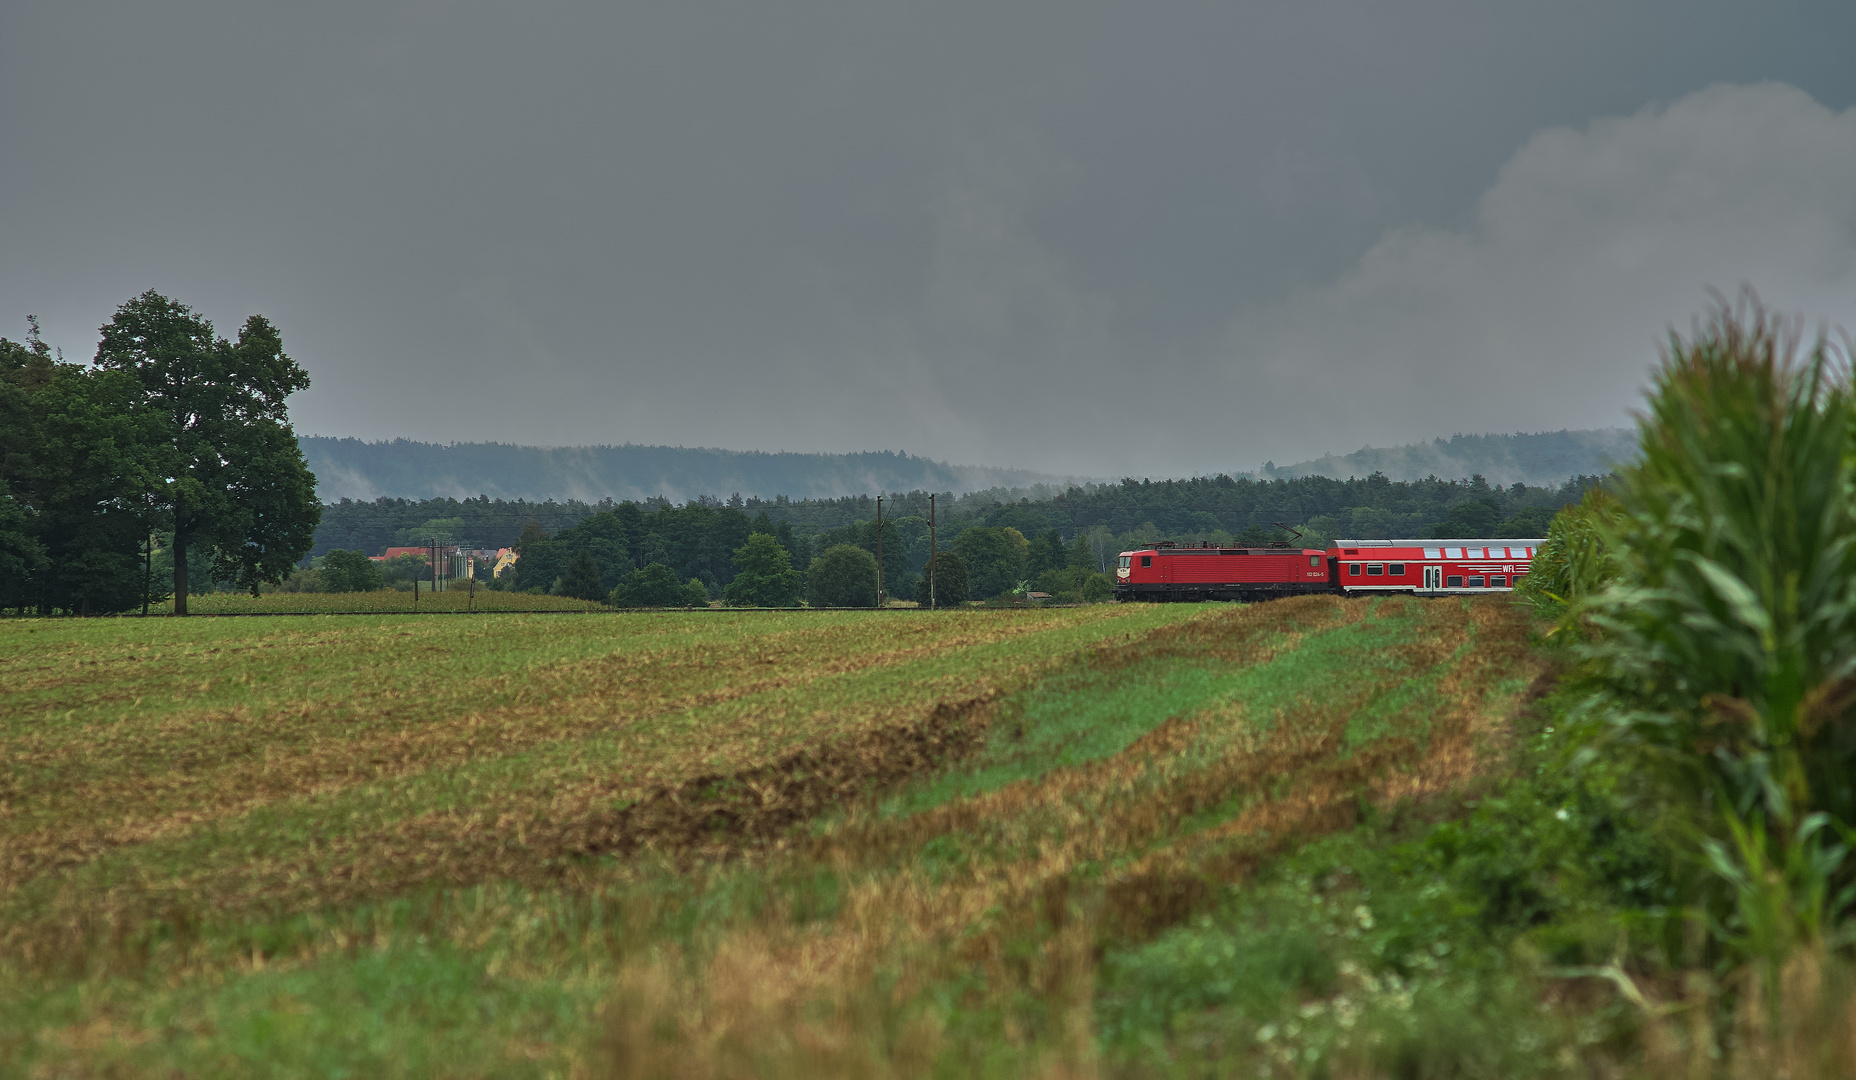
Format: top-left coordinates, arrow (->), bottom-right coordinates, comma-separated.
1444,547 -> 1463,559
1423,548 -> 1442,559
1467,575 -> 1485,587
1366,563 -> 1384,576
1490,547 -> 1509,559
1389,563 -> 1405,575
1140,555 -> 1152,568
1309,555 -> 1321,568
1348,563 -> 1361,576
1446,575 -> 1463,587
1490,575 -> 1507,587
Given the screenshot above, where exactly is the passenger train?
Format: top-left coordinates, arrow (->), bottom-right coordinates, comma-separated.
1113,537 -> 1545,602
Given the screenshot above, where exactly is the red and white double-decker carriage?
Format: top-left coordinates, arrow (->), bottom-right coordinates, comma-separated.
1328,538 -> 1544,596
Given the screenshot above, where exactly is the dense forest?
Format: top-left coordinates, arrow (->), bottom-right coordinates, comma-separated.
300,428 -> 1631,504
312,469 -> 1603,601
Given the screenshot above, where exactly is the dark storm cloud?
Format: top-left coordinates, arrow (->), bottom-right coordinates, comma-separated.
5,2 -> 1855,479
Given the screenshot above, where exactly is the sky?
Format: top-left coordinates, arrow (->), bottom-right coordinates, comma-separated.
5,1 -> 1856,479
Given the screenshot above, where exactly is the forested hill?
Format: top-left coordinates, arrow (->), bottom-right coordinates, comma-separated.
301,430 -> 1629,506
313,471 -> 1607,568
1262,429 -> 1635,487
300,438 -> 1087,504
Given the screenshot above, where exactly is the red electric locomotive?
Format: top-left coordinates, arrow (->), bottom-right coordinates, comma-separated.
1112,541 -> 1332,602
1115,537 -> 1546,602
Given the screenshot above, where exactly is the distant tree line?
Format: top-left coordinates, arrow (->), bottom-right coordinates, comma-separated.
309,468 -> 1599,605
1,296 -> 319,615
6,298 -> 1602,615
495,497 -> 1124,605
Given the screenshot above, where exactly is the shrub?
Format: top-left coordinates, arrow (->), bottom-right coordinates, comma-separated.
684,578 -> 712,608
608,563 -> 688,608
914,551 -> 970,606
1028,564 -> 1115,603
378,553 -> 427,589
270,566 -> 326,594
721,534 -> 800,607
555,549 -> 607,602
952,526 -> 1028,599
321,549 -> 383,593
807,544 -> 878,607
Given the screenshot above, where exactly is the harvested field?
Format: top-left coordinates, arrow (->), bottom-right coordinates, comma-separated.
1,596 -> 1546,1077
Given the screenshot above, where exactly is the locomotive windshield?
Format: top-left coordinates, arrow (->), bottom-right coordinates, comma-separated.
1118,555 -> 1131,569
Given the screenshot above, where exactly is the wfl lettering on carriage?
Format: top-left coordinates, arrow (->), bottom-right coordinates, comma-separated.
1329,538 -> 1546,596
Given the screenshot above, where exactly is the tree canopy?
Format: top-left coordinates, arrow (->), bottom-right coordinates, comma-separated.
320,549 -> 383,593
807,544 -> 878,607
914,551 -> 969,607
556,549 -> 606,601
953,526 -> 1029,599
310,469 -> 1601,602
608,562 -> 691,608
92,292 -> 319,614
722,533 -> 801,607
2,317 -> 165,614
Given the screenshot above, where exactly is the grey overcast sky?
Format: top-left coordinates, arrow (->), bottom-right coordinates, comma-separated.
5,2 -> 1856,479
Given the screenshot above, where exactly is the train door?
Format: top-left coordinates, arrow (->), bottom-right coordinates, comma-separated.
1423,566 -> 1442,590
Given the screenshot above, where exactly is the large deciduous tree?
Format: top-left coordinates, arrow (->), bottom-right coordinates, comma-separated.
94,291 -> 319,615
722,532 -> 800,607
913,551 -> 969,607
556,549 -> 607,601
807,544 -> 878,607
2,317 -> 166,614
952,526 -> 1028,599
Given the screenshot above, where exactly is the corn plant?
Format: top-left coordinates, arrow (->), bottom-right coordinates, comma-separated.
1577,292 -> 1856,966
1518,486 -> 1622,630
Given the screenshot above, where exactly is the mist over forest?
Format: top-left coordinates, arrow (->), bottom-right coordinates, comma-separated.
299,437 -> 1091,505
302,428 -> 1630,506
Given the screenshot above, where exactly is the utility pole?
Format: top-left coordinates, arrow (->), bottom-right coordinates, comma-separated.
142,532 -> 152,616
928,494 -> 936,611
875,495 -> 885,609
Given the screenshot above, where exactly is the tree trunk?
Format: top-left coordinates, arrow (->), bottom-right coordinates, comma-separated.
174,531 -> 189,617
